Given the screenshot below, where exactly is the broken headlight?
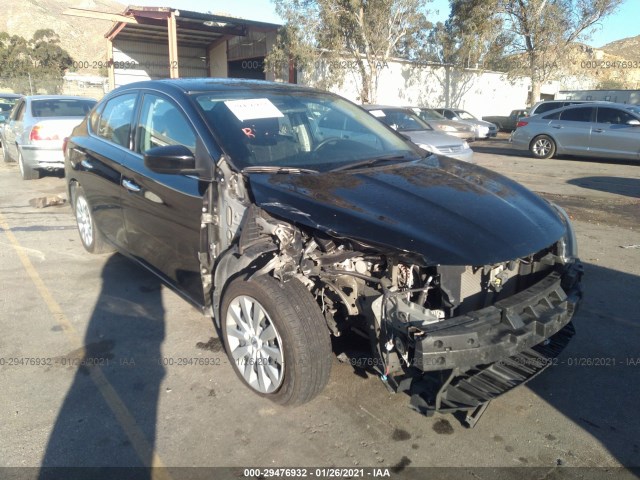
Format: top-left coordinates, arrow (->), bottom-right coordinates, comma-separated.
551,203 -> 578,263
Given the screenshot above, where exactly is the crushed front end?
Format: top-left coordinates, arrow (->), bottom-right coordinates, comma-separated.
243,163 -> 584,424
382,254 -> 582,424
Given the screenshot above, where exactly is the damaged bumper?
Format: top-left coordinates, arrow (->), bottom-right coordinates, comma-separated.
389,262 -> 582,419
410,263 -> 582,372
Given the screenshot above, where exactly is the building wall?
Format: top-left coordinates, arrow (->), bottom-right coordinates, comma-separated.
113,39 -> 208,87
301,60 -> 547,117
556,90 -> 640,104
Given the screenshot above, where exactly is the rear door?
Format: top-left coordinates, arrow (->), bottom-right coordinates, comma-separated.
120,91 -> 205,305
4,100 -> 25,158
551,106 -> 595,154
590,107 -> 640,160
69,92 -> 138,248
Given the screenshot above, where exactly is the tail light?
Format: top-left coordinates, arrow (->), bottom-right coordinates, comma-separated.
516,120 -> 528,128
62,137 -> 69,154
29,124 -> 60,141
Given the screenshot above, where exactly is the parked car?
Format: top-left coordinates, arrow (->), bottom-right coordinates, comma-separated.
433,108 -> 498,139
1,95 -> 96,179
528,99 -> 609,117
482,109 -> 528,132
65,79 -> 582,422
363,105 -> 474,162
0,93 -> 22,149
511,102 -> 640,160
410,107 -> 475,141
0,93 -> 22,126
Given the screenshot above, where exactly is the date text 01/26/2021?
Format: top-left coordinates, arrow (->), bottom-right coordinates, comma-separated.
243,468 -> 391,478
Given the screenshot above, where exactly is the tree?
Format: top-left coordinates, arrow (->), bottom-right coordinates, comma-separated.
267,0 -> 432,103
417,0 -> 507,107
494,0 -> 623,103
0,29 -> 73,94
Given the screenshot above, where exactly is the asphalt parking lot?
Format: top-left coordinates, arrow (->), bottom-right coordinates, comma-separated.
0,136 -> 639,478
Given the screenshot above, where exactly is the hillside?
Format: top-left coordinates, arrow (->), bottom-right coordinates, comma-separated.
600,35 -> 640,61
2,0 -> 125,71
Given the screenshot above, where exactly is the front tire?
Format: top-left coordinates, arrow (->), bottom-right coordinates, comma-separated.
221,275 -> 332,406
2,142 -> 12,163
18,150 -> 40,180
72,185 -> 114,254
530,135 -> 556,159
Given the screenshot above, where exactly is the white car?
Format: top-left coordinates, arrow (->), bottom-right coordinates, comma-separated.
434,108 -> 498,139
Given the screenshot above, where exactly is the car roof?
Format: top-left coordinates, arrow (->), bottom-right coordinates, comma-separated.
535,99 -> 607,103
532,101 -> 639,117
0,93 -> 23,99
362,104 -> 410,111
23,95 -> 96,101
112,78 -> 319,95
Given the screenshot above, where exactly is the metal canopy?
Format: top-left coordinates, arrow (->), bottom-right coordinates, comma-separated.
63,6 -> 281,84
103,6 -> 280,46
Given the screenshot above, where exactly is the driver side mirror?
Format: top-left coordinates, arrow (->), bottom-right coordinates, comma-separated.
144,144 -> 196,174
627,119 -> 640,126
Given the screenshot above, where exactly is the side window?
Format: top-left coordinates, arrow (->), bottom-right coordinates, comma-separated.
138,94 -> 196,153
442,110 -> 455,119
96,93 -> 137,148
12,101 -> 25,121
543,111 -> 561,120
318,110 -> 345,130
560,107 -> 594,122
596,107 -> 636,125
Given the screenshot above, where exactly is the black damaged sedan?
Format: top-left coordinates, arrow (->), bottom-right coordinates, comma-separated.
65,79 -> 582,423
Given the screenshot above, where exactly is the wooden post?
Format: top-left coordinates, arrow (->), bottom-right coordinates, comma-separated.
106,37 -> 115,91
168,11 -> 179,78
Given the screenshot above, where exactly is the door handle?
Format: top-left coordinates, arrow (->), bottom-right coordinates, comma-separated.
551,125 -> 563,129
593,128 -> 604,133
80,159 -> 94,170
122,178 -> 142,192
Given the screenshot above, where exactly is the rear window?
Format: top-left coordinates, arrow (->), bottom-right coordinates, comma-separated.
533,102 -> 563,114
31,99 -> 96,118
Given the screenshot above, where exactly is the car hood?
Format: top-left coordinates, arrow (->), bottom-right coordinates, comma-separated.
247,157 -> 566,266
401,130 -> 465,148
463,119 -> 495,128
431,119 -> 473,131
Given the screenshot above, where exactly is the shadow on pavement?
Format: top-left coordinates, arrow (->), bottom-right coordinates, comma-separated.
470,140 -> 530,157
567,176 -> 640,199
526,262 -> 640,468
39,254 -> 166,479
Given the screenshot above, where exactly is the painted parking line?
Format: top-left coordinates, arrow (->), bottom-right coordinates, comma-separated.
0,211 -> 172,480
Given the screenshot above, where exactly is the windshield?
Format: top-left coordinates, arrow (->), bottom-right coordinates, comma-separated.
455,110 -> 477,120
417,108 -> 445,120
626,105 -> 640,116
31,99 -> 96,118
0,97 -> 19,112
193,90 -> 420,172
372,109 -> 433,132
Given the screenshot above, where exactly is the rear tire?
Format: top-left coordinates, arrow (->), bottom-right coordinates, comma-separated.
18,150 -> 40,180
530,135 -> 556,159
221,275 -> 332,406
72,185 -> 114,254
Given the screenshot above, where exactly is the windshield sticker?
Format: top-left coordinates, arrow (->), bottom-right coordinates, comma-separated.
369,109 -> 386,118
224,98 -> 284,122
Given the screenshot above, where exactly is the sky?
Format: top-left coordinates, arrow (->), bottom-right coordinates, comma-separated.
134,0 -> 639,48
